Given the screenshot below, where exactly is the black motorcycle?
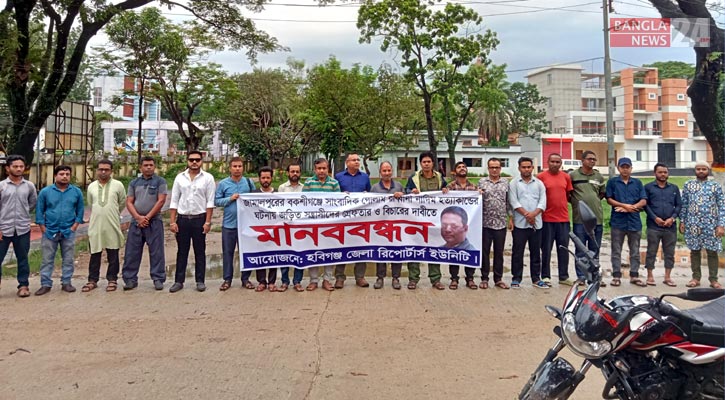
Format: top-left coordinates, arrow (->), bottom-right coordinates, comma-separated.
519,203 -> 724,400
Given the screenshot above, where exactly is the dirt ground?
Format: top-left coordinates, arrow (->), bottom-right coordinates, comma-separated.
0,262 -> 705,400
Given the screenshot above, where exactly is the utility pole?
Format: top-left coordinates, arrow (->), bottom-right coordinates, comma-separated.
603,0 -> 616,178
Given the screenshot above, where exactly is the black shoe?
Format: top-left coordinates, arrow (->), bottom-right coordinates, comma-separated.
35,286 -> 51,296
61,283 -> 76,293
123,281 -> 138,291
169,282 -> 184,293
196,282 -> 206,292
153,280 -> 164,291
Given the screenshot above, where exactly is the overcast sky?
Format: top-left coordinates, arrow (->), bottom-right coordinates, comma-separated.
127,0 -> 709,83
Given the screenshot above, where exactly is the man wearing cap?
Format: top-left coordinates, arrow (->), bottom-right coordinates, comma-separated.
680,161 -> 725,289
605,157 -> 647,287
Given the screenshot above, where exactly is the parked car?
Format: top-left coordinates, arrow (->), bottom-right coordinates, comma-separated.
562,159 -> 582,171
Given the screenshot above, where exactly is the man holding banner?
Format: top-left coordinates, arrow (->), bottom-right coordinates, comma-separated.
334,153 -> 372,288
405,152 -> 449,290
370,161 -> 405,289
302,158 -> 340,291
277,164 -> 303,292
446,161 -> 479,290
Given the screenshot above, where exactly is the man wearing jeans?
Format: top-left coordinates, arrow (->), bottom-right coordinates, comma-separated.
644,163 -> 681,287
0,155 -> 37,297
509,157 -> 547,289
569,151 -> 606,285
214,157 -> 255,291
169,150 -> 216,293
35,165 -> 85,295
605,157 -> 647,287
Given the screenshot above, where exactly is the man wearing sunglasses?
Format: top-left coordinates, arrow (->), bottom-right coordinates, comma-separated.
169,150 -> 216,293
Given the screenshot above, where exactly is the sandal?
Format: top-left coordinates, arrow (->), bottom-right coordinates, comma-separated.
466,280 -> 478,290
449,280 -> 459,290
685,279 -> 700,288
268,284 -> 278,292
479,281 -> 489,289
630,278 -> 647,287
610,278 -> 621,287
646,279 -> 657,286
278,284 -> 289,292
306,282 -> 318,291
392,278 -> 401,290
255,283 -> 267,292
81,282 -> 98,292
17,286 -> 30,298
494,281 -> 509,289
294,283 -> 304,292
432,281 -> 445,290
407,281 -> 417,290
243,281 -> 255,290
710,281 -> 723,289
219,281 -> 232,291
106,281 -> 118,292
662,279 -> 677,287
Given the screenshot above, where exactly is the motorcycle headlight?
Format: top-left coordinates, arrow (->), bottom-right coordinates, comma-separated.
561,313 -> 612,358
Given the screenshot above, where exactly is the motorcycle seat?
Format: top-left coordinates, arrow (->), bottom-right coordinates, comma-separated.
683,297 -> 725,347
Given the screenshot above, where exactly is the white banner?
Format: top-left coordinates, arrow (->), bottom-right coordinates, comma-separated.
237,191 -> 482,270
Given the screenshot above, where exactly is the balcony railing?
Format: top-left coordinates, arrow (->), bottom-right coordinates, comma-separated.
581,106 -> 606,112
633,128 -> 661,136
582,82 -> 603,89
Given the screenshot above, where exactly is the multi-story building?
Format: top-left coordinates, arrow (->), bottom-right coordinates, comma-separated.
91,75 -> 163,152
526,64 -> 711,171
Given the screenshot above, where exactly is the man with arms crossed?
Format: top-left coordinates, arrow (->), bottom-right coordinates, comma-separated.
477,157 -> 511,289
643,163 -> 681,287
122,156 -> 168,291
169,151 -> 216,293
35,165 -> 84,295
0,155 -> 37,297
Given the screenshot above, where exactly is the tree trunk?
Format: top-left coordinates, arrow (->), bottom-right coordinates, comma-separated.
422,92 -> 438,164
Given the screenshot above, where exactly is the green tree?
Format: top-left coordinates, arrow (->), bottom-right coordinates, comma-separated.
643,60 -> 696,80
225,65 -> 316,168
434,63 -> 505,171
505,81 -> 548,140
0,0 -> 280,164
358,0 -> 498,164
647,0 -> 724,168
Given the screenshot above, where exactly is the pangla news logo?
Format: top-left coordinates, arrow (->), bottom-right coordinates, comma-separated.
610,18 -> 710,47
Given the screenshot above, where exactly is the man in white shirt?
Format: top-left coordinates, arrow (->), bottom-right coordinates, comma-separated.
277,163 -> 303,291
168,150 -> 216,293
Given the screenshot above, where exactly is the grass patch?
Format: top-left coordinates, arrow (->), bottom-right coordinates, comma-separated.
1,240 -> 91,278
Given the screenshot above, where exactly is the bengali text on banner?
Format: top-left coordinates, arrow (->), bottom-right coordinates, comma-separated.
237,191 -> 482,270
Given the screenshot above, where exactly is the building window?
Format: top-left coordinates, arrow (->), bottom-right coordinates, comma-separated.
547,74 -> 552,85
93,87 -> 102,107
648,92 -> 656,100
658,95 -> 662,111
677,93 -> 685,101
691,151 -> 697,162
612,97 -> 616,111
635,150 -> 642,161
677,119 -> 686,127
547,97 -> 552,107
463,158 -> 482,167
498,158 -> 509,168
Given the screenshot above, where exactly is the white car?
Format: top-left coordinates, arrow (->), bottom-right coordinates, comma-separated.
562,159 -> 582,171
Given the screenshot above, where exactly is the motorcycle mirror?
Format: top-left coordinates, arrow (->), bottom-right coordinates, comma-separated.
660,288 -> 724,302
578,202 -> 598,242
685,288 -> 725,301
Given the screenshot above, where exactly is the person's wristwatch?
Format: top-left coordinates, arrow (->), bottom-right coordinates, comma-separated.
204,222 -> 211,227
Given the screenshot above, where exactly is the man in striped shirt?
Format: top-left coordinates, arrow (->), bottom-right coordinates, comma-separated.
302,158 -> 340,291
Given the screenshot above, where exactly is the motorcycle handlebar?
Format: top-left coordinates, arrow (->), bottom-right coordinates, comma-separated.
568,232 -> 598,276
657,302 -> 702,326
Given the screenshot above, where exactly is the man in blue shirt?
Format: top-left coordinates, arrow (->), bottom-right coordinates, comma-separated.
214,157 -> 255,291
605,157 -> 647,287
643,163 -> 681,287
333,153 -> 372,288
34,165 -> 85,295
